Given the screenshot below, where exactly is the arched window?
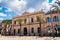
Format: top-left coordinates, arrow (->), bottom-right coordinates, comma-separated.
24,19 -> 27,23
37,17 -> 40,22
53,16 -> 58,22
37,27 -> 40,33
14,21 -> 16,24
31,28 -> 34,33
46,17 -> 51,22
31,18 -> 34,22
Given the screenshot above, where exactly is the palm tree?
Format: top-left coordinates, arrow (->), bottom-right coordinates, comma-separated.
55,1 -> 60,12
52,0 -> 60,12
37,16 -> 45,36
17,18 -> 23,36
55,0 -> 60,6
50,0 -> 60,12
50,4 -> 59,12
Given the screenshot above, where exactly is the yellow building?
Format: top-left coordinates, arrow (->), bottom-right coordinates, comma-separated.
12,11 -> 60,36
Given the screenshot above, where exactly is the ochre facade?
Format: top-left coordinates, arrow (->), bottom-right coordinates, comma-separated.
12,11 -> 60,36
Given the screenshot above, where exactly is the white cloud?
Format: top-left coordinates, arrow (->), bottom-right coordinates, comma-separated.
35,0 -> 57,13
2,0 -> 27,15
5,8 -> 12,12
0,18 -> 4,20
0,13 -> 7,16
42,1 -> 52,10
27,8 -> 36,13
0,0 -> 2,2
1,0 -> 57,15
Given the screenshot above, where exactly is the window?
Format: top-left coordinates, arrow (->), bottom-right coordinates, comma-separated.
24,19 -> 27,23
18,29 -> 20,34
31,28 -> 34,33
14,29 -> 16,35
37,27 -> 40,33
31,18 -> 34,22
37,17 -> 40,22
46,17 -> 51,22
14,21 -> 16,24
53,16 -> 58,22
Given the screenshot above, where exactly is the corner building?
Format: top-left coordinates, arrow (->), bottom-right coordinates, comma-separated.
12,11 -> 60,36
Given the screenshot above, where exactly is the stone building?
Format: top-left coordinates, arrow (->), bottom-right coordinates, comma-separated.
0,24 -> 2,34
12,11 -> 60,36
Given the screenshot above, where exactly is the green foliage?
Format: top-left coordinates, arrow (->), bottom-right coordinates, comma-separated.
17,18 -> 23,24
40,16 -> 46,24
37,18 -> 40,22
2,20 -> 12,24
37,16 -> 45,24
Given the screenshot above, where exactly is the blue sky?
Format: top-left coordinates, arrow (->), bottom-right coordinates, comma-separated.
0,0 -> 56,22
48,0 -> 53,3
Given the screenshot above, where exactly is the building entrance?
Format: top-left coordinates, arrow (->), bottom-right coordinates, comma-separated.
24,27 -> 27,36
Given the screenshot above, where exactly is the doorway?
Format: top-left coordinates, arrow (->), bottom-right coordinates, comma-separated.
14,29 -> 16,36
24,27 -> 27,36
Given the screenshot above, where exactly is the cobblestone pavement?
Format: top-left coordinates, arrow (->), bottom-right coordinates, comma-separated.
0,36 -> 60,40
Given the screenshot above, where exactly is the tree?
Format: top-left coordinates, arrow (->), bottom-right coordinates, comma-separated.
17,18 -> 23,36
52,0 -> 60,12
55,0 -> 60,6
49,0 -> 60,12
1,20 -> 12,35
2,20 -> 12,24
51,5 -> 59,12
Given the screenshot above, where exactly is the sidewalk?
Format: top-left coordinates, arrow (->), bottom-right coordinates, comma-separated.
0,36 -> 60,40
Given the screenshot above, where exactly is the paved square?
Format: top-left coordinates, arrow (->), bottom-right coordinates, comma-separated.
0,36 -> 60,40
